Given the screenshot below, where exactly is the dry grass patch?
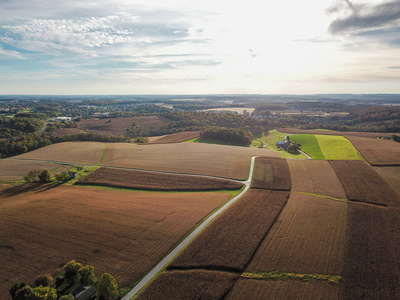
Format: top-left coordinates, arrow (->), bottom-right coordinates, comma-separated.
169,190 -> 289,272
225,278 -> 339,300
78,167 -> 243,191
102,143 -> 277,180
146,131 -> 200,144
247,194 -> 348,275
13,141 -> 107,165
288,160 -> 347,199
0,184 -> 230,296
329,160 -> 400,207
346,136 -> 400,166
137,270 -> 239,300
251,157 -> 291,191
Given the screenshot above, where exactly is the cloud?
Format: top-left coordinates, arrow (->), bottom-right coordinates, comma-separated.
328,0 -> 400,34
0,46 -> 25,59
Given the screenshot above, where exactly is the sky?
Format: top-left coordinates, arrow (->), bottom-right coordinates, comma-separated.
0,0 -> 399,95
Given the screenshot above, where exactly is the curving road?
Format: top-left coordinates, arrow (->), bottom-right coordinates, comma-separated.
121,156 -> 257,300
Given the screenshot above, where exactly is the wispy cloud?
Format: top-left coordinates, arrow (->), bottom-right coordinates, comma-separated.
0,46 -> 25,59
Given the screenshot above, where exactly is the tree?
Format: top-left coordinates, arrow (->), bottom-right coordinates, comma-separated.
287,143 -> 300,153
63,260 -> 83,284
55,171 -> 70,182
97,273 -> 119,300
78,265 -> 97,285
39,169 -> 52,182
9,282 -> 26,300
29,286 -> 57,300
59,295 -> 74,300
34,274 -> 54,287
24,170 -> 40,182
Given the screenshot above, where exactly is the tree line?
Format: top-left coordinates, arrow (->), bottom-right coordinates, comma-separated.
200,126 -> 253,145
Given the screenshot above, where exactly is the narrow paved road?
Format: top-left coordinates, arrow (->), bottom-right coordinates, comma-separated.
121,156 -> 257,300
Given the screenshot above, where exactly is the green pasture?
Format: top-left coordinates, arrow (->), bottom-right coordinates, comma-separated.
289,134 -> 325,159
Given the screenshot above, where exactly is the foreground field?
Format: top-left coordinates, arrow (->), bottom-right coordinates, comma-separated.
0,160 -> 71,182
288,160 -> 347,199
0,184 -> 230,296
346,135 -> 400,166
78,167 -> 243,191
101,143 -> 276,180
247,194 -> 348,275
13,141 -> 107,165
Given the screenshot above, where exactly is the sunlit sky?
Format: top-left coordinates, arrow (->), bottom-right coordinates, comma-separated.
0,0 -> 399,95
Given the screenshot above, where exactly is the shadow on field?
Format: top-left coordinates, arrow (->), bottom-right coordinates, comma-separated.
0,182 -> 60,198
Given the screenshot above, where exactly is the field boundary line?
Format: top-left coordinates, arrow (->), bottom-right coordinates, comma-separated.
241,271 -> 341,284
122,156 -> 258,300
98,144 -> 107,165
292,191 -> 348,203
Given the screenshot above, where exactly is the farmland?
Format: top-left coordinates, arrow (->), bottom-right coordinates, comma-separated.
0,184 -> 231,297
329,160 -> 400,207
101,142 -> 276,180
146,131 -> 200,144
278,128 -> 394,139
77,167 -> 243,191
346,135 -> 400,166
168,190 -> 289,271
251,157 -> 291,190
288,160 -> 347,199
373,166 -> 400,195
137,270 -> 239,300
246,194 -> 348,275
289,134 -> 325,159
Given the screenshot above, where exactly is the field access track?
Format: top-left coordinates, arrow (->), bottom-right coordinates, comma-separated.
168,189 -> 290,272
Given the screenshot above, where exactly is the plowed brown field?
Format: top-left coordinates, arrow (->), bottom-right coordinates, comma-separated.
0,160 -> 71,181
373,166 -> 400,196
13,141 -> 107,165
136,270 -> 239,300
168,190 -> 289,271
346,136 -> 400,166
78,116 -> 168,135
251,157 -> 291,191
277,128 -> 393,139
225,279 -> 339,300
247,194 -> 348,275
101,143 -> 277,180
146,131 -> 200,144
52,128 -> 83,137
0,184 -> 230,296
288,160 -> 347,199
329,160 -> 400,207
78,167 -> 243,191
341,204 -> 400,300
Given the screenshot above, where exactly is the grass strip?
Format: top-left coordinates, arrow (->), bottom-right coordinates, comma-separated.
291,191 -> 348,203
242,271 -> 341,284
98,144 -> 108,165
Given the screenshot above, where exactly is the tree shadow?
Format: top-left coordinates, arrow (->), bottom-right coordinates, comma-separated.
0,182 -> 61,198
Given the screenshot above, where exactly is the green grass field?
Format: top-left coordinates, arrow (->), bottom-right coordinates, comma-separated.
289,134 -> 325,159
315,135 -> 362,160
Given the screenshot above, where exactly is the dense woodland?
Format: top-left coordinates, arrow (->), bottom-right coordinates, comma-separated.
1,97 -> 400,157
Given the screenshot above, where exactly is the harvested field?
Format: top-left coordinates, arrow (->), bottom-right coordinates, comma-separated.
168,190 -> 289,271
247,194 -> 348,275
78,116 -> 168,135
0,159 -> 71,181
329,160 -> 400,207
373,166 -> 400,196
102,143 -> 277,180
225,278 -> 339,300
341,204 -> 400,299
146,131 -> 200,144
251,157 -> 291,191
0,184 -> 230,296
78,167 -> 243,191
346,136 -> 400,166
278,128 -> 393,139
13,141 -> 107,165
288,160 -> 347,198
52,127 -> 83,137
137,270 -> 239,300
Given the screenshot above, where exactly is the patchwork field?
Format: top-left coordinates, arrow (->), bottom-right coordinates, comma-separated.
329,160 -> 400,207
169,190 -> 289,271
373,166 -> 400,196
101,143 -> 277,180
346,136 -> 400,166
78,116 -> 168,135
246,194 -> 348,275
225,279 -> 340,300
137,270 -> 239,300
289,134 -> 325,159
251,157 -> 291,191
288,160 -> 347,198
0,184 -> 230,296
12,141 -> 107,165
278,128 -> 393,139
0,159 -> 71,181
77,167 -> 243,191
315,135 -> 361,160
341,204 -> 400,299
146,131 -> 200,144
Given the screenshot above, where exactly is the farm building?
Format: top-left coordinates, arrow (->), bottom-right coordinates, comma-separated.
73,285 -> 96,300
277,141 -> 288,150
69,171 -> 77,179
